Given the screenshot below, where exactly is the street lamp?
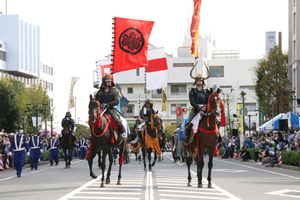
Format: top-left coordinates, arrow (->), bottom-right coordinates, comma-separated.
26,103 -> 48,132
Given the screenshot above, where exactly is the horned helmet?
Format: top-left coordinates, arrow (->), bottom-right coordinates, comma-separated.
190,62 -> 211,86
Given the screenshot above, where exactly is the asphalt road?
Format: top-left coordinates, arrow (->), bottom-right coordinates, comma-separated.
1,152 -> 300,200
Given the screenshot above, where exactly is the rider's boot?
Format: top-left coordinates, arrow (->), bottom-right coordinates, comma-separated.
183,126 -> 192,143
117,123 -> 127,142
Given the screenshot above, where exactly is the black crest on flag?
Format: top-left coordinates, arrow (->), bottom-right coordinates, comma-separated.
119,28 -> 144,55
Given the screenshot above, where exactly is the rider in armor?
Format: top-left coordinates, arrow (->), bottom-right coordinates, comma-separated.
182,63 -> 210,143
95,74 -> 126,141
61,111 -> 76,147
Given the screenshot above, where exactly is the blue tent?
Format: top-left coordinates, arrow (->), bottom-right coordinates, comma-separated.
258,113 -> 285,131
290,112 -> 299,129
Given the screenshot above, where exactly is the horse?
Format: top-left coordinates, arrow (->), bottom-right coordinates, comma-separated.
87,94 -> 126,187
183,88 -> 224,188
133,113 -> 162,171
59,119 -> 74,169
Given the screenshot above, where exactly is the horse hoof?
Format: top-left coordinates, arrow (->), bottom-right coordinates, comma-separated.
151,163 -> 155,167
208,183 -> 213,188
187,182 -> 192,186
106,179 -> 110,184
90,173 -> 97,179
149,168 -> 152,172
198,184 -> 203,188
117,180 -> 121,185
100,183 -> 105,188
144,168 -> 147,171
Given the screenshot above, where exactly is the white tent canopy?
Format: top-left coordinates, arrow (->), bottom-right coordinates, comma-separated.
258,113 -> 285,131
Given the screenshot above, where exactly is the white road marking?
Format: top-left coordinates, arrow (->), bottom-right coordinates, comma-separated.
212,169 -> 248,173
145,171 -> 154,200
266,189 -> 300,198
30,169 -> 47,174
216,159 -> 300,180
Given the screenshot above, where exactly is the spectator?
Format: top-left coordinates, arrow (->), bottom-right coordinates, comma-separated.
258,146 -> 270,165
229,136 -> 236,158
288,130 -> 296,150
293,129 -> 300,151
244,137 -> 253,149
284,140 -> 291,151
238,146 -> 250,161
266,147 -> 278,167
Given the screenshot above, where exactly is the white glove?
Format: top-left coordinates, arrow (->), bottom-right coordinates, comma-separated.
27,152 -> 30,156
40,149 -> 43,153
8,152 -> 12,156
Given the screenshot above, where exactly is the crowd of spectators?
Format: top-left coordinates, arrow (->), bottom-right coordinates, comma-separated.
218,128 -> 300,167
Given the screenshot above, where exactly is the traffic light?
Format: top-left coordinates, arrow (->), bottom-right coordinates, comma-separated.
182,108 -> 187,112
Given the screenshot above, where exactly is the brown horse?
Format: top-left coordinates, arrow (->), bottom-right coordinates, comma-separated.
88,94 -> 126,187
183,88 -> 224,188
59,120 -> 74,169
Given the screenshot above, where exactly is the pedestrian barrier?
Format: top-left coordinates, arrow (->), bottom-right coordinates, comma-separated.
0,156 -> 5,171
233,148 -> 238,159
6,156 -> 10,169
278,151 -> 282,164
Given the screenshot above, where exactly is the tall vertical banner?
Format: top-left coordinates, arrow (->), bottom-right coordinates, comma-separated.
68,77 -> 80,109
265,31 -> 276,60
162,87 -> 167,111
111,17 -> 154,74
32,117 -> 43,127
190,0 -> 202,58
237,104 -> 243,135
145,48 -> 168,90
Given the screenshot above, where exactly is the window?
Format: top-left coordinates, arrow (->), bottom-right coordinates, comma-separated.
127,87 -> 133,94
121,104 -> 134,118
210,66 -> 224,77
171,85 -> 186,95
245,103 -> 256,111
173,63 -> 194,67
0,51 -> 6,61
152,89 -> 162,98
136,68 -> 140,76
240,85 -> 254,90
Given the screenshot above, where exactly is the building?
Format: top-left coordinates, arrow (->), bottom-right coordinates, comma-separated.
288,0 -> 300,114
0,15 -> 53,130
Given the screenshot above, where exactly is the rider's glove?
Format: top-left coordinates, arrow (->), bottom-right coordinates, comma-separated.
103,103 -> 110,109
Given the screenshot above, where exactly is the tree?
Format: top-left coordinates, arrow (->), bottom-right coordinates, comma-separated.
74,124 -> 90,139
165,124 -> 178,141
253,45 -> 291,121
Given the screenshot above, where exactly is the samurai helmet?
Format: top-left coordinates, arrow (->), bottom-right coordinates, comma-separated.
100,73 -> 115,89
144,99 -> 153,108
190,62 -> 211,86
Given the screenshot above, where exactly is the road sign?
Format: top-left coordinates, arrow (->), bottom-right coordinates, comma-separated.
240,108 -> 248,116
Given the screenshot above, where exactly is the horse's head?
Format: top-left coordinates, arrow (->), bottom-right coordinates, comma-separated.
151,113 -> 162,130
207,88 -> 225,115
89,94 -> 100,124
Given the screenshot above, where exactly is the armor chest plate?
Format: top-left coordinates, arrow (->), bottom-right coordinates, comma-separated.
99,91 -> 114,104
193,89 -> 206,104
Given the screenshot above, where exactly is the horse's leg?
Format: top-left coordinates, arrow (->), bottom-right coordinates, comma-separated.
98,150 -> 101,168
100,149 -> 108,188
197,146 -> 205,188
69,148 -> 73,168
63,149 -> 68,169
152,151 -> 157,167
207,147 -> 215,188
187,148 -> 193,186
106,149 -> 113,184
148,148 -> 152,171
143,147 -> 146,171
117,141 -> 125,185
88,147 -> 98,179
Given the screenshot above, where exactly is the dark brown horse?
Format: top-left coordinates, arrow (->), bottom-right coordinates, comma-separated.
88,94 -> 126,187
59,120 -> 74,169
157,124 -> 165,161
183,88 -> 224,188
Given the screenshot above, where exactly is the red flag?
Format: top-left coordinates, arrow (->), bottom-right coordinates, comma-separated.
190,0 -> 202,58
111,17 -> 154,74
96,59 -> 115,87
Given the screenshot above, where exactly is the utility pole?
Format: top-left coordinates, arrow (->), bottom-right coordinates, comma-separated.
247,114 -> 257,136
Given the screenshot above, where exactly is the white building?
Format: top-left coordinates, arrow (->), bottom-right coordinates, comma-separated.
0,15 -> 53,130
288,0 -> 300,114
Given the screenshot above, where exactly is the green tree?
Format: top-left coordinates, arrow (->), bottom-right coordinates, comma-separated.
165,124 -> 178,142
253,45 -> 291,121
75,124 -> 90,139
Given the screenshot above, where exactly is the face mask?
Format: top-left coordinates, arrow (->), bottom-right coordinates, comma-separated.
20,130 -> 23,134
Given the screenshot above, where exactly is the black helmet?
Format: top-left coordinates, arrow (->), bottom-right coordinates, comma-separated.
144,99 -> 153,108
